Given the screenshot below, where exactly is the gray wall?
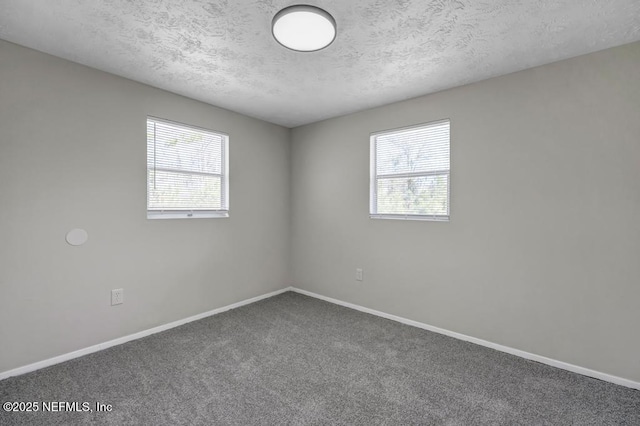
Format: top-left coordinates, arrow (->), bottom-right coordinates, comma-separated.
0,40 -> 291,373
2,37 -> 640,384
291,42 -> 640,382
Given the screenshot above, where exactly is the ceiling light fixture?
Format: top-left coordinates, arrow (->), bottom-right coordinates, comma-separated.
272,5 -> 336,52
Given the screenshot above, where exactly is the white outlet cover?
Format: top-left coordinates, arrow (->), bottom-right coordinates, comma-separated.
111,288 -> 123,306
66,228 -> 88,246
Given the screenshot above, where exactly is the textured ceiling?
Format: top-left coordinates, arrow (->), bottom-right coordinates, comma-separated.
1,1 -> 639,128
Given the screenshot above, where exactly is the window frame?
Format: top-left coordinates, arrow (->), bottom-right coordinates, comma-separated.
370,119 -> 451,222
146,116 -> 229,220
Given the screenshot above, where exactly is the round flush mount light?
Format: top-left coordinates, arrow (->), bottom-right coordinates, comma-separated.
272,5 -> 336,52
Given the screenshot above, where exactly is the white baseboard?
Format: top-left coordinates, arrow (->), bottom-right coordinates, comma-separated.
0,287 -> 293,381
290,287 -> 640,391
4,286 -> 638,391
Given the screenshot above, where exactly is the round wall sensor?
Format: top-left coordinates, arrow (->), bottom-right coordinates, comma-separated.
66,228 -> 88,246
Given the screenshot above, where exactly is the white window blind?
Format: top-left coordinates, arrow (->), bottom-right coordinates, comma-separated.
370,119 -> 450,221
147,117 -> 229,219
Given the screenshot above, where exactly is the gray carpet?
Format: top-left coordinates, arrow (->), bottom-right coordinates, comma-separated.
1,292 -> 638,425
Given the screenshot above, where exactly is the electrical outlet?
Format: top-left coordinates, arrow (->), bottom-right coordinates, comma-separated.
111,288 -> 124,306
356,268 -> 363,281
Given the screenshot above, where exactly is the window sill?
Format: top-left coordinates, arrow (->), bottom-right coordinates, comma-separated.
147,211 -> 229,220
370,214 -> 449,222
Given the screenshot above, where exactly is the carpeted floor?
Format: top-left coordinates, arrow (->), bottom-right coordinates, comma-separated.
1,292 -> 638,425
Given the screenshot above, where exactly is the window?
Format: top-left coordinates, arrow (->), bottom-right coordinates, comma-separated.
147,117 -> 229,219
370,119 -> 450,221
